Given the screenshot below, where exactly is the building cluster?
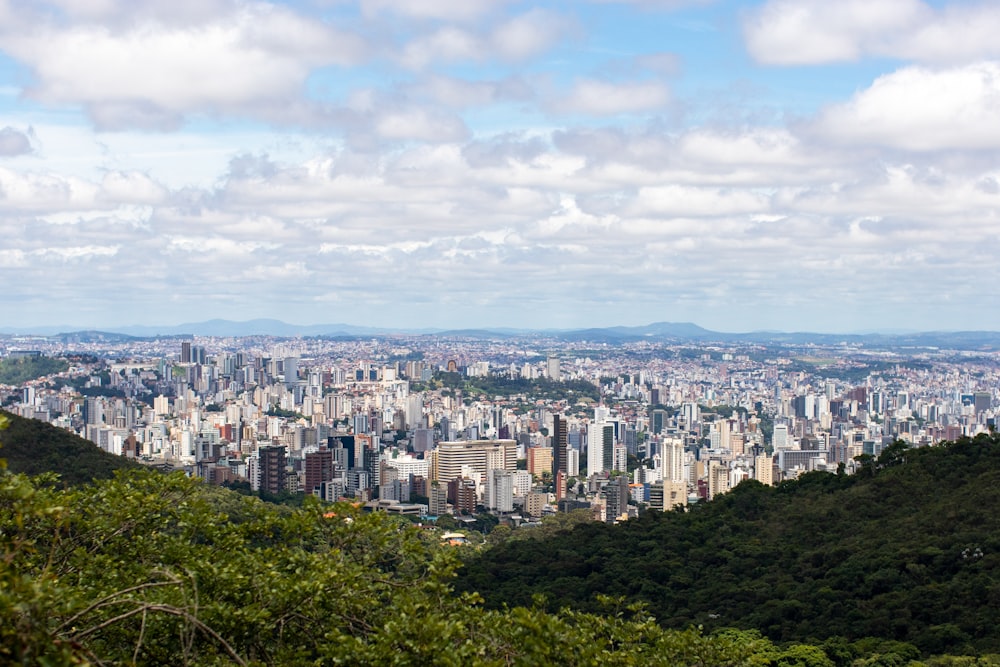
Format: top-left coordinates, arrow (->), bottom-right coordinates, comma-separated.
3,334 -> 1000,525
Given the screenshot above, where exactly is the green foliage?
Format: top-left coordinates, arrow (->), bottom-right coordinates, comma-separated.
433,371 -> 601,402
0,355 -> 69,385
265,405 -> 305,420
0,410 -> 140,485
457,434 -> 1000,656
0,462 -> 852,666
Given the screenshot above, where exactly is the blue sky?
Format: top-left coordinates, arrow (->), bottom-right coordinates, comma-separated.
0,0 -> 999,333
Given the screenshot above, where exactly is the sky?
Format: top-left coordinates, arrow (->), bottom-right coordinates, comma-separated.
1,0 -> 999,334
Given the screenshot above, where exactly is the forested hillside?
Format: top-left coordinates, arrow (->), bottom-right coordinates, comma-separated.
0,355 -> 68,385
456,435 -> 1000,656
1,467 -> 851,666
0,409 -> 140,484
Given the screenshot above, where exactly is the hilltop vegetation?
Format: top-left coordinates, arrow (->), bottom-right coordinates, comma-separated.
456,435 -> 1000,656
1,467 -> 842,665
418,371 -> 602,403
0,355 -> 69,385
0,410 -> 140,484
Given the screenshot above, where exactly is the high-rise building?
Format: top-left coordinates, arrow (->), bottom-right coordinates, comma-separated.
662,437 -> 685,482
284,357 -> 299,386
650,409 -> 669,435
551,415 -> 567,478
487,469 -> 514,512
546,356 -> 561,381
305,448 -> 334,494
527,446 -> 552,477
180,341 -> 191,363
587,422 -> 614,475
428,482 -> 449,516
650,479 -> 687,511
603,475 -> 629,523
754,453 -> 774,485
707,459 -> 730,500
447,477 -> 477,513
258,444 -> 287,495
431,440 -> 517,484
773,423 -> 790,450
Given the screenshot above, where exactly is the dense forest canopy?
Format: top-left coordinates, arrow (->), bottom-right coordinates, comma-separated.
0,355 -> 69,385
456,434 -> 1000,657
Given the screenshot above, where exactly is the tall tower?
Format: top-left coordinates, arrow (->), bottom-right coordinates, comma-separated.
258,444 -> 287,495
587,422 -> 614,475
552,415 -> 567,478
546,355 -> 561,381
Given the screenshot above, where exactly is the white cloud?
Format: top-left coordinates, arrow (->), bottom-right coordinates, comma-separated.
33,245 -> 120,260
812,62 -> 1000,151
360,0 -> 509,22
0,168 -> 99,211
590,0 -> 715,8
625,184 -> 772,217
551,79 -> 670,116
491,9 -> 573,61
398,9 -> 572,69
0,126 -> 34,156
400,26 -> 480,69
0,2 -> 366,129
744,0 -> 1000,65
166,237 -> 277,255
374,108 -> 469,142
99,171 -> 168,204
412,75 -> 533,109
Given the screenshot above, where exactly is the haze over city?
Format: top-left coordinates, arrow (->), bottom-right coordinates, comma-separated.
1,0 -> 999,332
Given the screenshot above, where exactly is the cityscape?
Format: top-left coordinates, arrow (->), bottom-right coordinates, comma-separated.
4,324 -> 998,527
3,0 -> 1000,662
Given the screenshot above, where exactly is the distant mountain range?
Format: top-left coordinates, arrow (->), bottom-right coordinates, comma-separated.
3,319 -> 1000,350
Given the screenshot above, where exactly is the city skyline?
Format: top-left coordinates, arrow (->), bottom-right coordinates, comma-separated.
1,1 -> 999,332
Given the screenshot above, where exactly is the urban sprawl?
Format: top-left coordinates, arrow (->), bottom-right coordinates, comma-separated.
3,333 -> 997,526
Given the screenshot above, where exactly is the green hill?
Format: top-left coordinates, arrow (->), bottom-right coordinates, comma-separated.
0,355 -> 69,385
0,410 -> 140,484
455,435 -> 1000,656
0,463 -> 839,665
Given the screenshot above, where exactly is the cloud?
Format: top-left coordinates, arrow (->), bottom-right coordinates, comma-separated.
400,26 -> 480,68
811,62 -> 1000,151
589,0 -> 716,9
491,9 -> 574,60
461,133 -> 548,168
410,75 -> 533,109
0,126 -> 34,156
550,79 -> 670,116
0,2 -> 366,129
33,245 -> 120,260
744,0 -> 1000,65
360,0 -> 509,22
373,108 -> 469,142
398,9 -> 573,69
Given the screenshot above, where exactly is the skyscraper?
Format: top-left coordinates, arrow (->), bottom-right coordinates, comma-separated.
431,440 -> 517,484
587,422 -> 614,475
546,355 -> 560,381
551,415 -> 567,478
258,444 -> 287,495
305,448 -> 334,495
